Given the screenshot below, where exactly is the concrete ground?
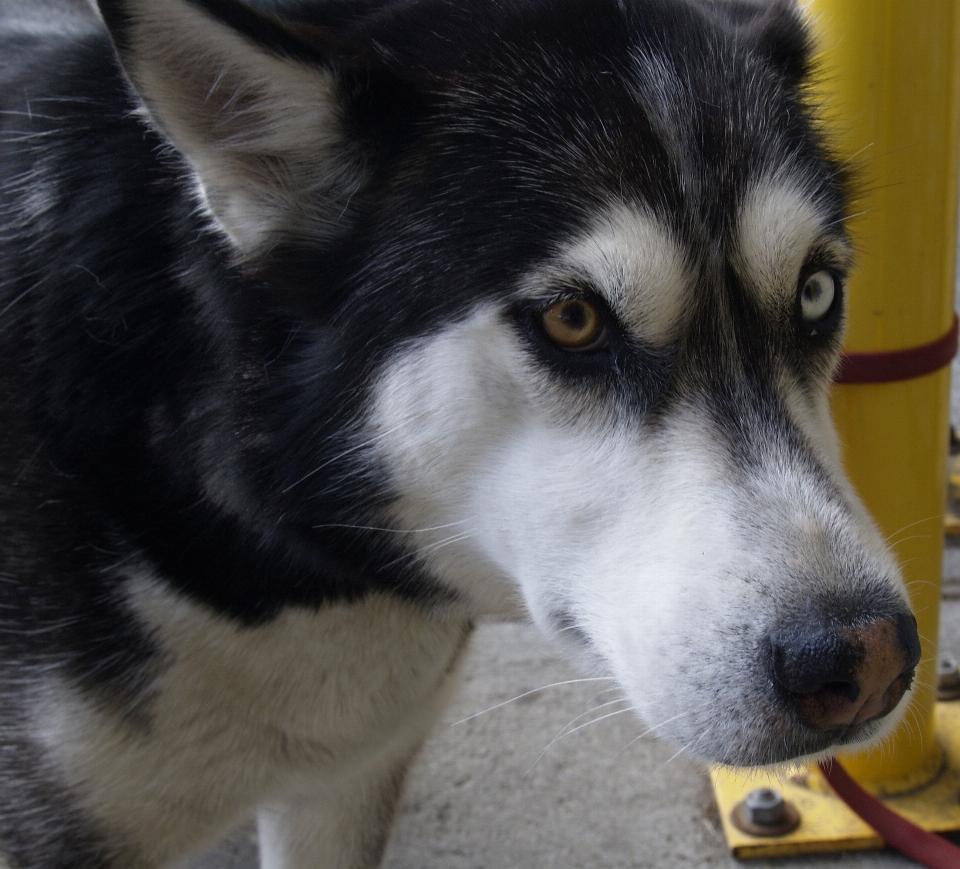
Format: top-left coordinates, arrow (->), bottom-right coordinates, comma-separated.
185,316 -> 960,869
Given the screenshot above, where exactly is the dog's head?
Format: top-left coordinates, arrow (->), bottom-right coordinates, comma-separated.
98,0 -> 920,766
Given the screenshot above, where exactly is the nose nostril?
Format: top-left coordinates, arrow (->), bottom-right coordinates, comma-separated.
769,612 -> 919,732
895,612 -> 923,672
818,680 -> 861,704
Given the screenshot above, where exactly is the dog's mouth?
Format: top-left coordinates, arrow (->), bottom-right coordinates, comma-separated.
705,701 -> 908,769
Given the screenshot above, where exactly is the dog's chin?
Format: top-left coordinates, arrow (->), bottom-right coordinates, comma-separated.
701,715 -> 894,770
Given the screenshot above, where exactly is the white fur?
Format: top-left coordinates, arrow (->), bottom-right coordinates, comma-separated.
736,178 -> 852,315
371,305 -> 531,618
34,574 -> 471,867
0,1 -> 98,38
368,208 -> 691,620
119,0 -> 365,254
541,203 -> 692,344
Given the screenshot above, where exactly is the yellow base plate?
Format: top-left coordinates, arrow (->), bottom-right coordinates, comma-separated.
710,703 -> 960,858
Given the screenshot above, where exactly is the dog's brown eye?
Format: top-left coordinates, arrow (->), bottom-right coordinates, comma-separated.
539,299 -> 608,351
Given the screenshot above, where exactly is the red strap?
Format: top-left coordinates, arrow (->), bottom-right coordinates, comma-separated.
818,760 -> 960,867
835,314 -> 959,384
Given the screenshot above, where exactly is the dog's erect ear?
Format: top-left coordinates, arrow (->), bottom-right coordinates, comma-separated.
747,0 -> 812,88
707,0 -> 812,89
96,0 -> 407,257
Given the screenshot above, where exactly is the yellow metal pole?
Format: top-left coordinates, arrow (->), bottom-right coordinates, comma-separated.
806,0 -> 960,793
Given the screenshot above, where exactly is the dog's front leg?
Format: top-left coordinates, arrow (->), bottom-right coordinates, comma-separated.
256,752 -> 415,869
254,613 -> 472,869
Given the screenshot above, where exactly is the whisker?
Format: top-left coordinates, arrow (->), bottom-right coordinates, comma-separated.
311,519 -> 470,535
610,709 -> 693,760
904,578 -> 943,592
524,699 -> 633,775
543,695 -> 628,744
415,532 -> 472,556
0,281 -> 40,320
884,533 -> 938,550
376,531 -> 475,572
281,423 -> 405,494
655,736 -> 701,772
450,677 -> 617,726
883,514 -> 945,546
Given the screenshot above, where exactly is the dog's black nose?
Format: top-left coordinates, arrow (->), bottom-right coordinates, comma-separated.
770,612 -> 920,731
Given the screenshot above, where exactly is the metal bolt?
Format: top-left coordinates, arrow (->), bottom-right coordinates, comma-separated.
730,787 -> 801,837
743,788 -> 786,827
938,656 -> 959,684
938,656 -> 960,700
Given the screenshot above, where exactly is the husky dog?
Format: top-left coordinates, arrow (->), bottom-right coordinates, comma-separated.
0,0 -> 922,866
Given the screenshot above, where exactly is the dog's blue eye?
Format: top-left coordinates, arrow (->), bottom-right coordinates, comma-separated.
800,270 -> 836,323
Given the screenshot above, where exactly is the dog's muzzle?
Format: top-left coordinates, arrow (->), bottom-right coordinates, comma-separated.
768,612 -> 921,732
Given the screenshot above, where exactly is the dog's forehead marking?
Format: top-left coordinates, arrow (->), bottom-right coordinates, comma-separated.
547,204 -> 690,345
736,180 -> 851,308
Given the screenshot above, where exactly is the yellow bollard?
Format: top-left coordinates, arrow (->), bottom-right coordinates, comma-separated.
815,0 -> 960,794
710,0 -> 960,856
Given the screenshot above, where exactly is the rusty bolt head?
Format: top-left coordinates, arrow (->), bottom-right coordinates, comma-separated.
743,788 -> 785,826
938,655 -> 959,683
730,787 -> 801,837
938,656 -> 960,700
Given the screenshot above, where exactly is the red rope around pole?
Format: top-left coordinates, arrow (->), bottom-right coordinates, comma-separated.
818,760 -> 960,868
835,314 -> 959,384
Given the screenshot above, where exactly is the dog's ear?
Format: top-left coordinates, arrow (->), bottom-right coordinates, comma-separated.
707,0 -> 812,89
96,0 -> 414,258
748,0 -> 812,88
